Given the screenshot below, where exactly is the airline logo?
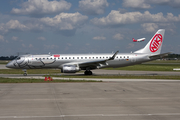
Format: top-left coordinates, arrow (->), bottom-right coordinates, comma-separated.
149,34 -> 163,52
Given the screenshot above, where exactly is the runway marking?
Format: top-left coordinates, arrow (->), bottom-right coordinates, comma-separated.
2,96 -> 180,102
1,113 -> 180,118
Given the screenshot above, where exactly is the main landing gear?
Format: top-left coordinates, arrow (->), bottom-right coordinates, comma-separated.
84,70 -> 93,75
22,69 -> 27,76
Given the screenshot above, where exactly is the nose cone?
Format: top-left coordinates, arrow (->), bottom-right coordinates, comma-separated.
6,61 -> 14,68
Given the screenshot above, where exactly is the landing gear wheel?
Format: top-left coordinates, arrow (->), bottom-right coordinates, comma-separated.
22,69 -> 27,76
84,70 -> 93,75
23,73 -> 27,76
89,71 -> 92,75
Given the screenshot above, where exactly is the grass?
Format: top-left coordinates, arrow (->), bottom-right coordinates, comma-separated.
0,60 -> 9,64
50,74 -> 180,80
0,69 -> 61,74
0,60 -> 179,75
0,63 -> 179,75
105,64 -> 180,71
145,60 -> 180,63
0,75 -> 179,83
0,77 -> 101,83
0,60 -> 179,82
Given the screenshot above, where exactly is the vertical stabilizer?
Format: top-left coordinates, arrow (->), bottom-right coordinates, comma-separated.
134,29 -> 165,55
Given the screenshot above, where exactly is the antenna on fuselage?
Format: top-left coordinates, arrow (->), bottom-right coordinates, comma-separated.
49,52 -> 52,56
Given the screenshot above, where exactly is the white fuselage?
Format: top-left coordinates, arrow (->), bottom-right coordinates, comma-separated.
6,53 -> 150,70
6,29 -> 166,75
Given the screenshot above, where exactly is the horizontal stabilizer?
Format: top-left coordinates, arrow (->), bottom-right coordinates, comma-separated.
149,52 -> 171,59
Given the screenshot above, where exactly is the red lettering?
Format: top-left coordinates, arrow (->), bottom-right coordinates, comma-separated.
54,55 -> 60,57
149,34 -> 163,53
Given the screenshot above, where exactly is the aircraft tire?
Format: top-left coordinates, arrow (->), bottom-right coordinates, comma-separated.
89,71 -> 92,75
84,70 -> 92,75
23,73 -> 27,76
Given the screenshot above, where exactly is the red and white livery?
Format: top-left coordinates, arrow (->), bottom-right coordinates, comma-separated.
6,29 -> 169,75
133,38 -> 145,42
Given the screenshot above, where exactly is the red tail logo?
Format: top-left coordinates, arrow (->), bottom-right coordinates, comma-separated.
149,34 -> 163,52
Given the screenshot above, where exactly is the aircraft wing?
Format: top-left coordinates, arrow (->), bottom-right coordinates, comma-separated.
79,51 -> 119,69
149,52 -> 171,59
61,51 -> 119,70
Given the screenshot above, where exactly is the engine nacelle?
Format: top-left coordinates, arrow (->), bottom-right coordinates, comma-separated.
61,64 -> 80,73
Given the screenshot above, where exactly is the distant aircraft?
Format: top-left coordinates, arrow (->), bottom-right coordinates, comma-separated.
133,38 -> 146,42
6,29 -> 169,76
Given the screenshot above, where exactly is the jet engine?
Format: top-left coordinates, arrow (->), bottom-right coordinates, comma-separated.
61,64 -> 80,73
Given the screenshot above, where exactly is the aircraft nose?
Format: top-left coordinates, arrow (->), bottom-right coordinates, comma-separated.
6,61 -> 14,68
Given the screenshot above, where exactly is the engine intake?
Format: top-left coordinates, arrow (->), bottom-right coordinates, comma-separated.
61,64 -> 80,73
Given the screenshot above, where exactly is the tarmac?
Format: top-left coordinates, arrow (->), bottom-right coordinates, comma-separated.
0,64 -> 8,69
0,81 -> 180,120
0,64 -> 180,120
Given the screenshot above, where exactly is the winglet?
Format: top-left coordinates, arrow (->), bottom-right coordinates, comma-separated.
108,51 -> 119,60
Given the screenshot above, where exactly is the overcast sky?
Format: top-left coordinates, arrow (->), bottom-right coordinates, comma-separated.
0,0 -> 180,56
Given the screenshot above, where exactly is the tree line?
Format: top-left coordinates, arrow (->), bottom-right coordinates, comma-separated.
0,56 -> 17,60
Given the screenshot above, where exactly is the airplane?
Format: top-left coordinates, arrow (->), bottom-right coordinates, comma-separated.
133,37 -> 145,42
6,29 -> 169,76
